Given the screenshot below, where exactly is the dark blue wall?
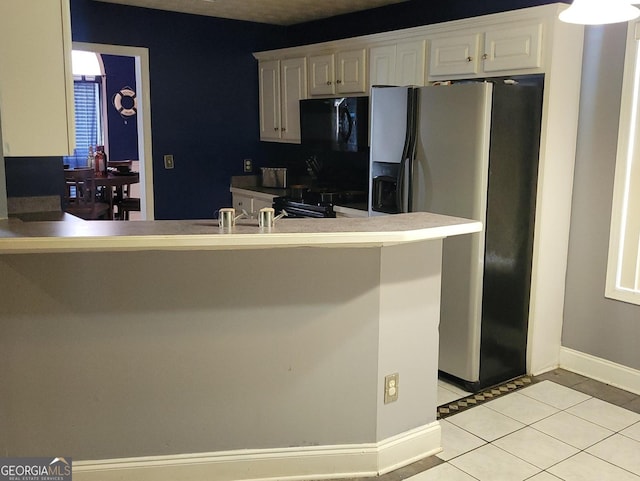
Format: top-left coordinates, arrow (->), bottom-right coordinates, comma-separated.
70,0 -> 286,219
26,0 -> 566,219
102,54 -> 138,162
5,157 -> 65,201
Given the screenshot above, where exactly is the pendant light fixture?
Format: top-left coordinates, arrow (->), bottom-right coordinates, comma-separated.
559,0 -> 640,25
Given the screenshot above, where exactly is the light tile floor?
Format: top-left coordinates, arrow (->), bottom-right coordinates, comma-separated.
421,373 -> 640,481
330,369 -> 640,481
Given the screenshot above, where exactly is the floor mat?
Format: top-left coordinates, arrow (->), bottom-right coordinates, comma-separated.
437,376 -> 535,420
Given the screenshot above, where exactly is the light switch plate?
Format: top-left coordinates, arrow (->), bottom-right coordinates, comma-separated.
164,154 -> 174,169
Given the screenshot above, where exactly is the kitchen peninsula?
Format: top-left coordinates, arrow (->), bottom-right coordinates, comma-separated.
0,213 -> 480,481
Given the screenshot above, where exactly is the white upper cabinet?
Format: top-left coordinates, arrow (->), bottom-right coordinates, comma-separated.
429,34 -> 481,77
370,40 -> 426,86
369,45 -> 396,86
482,24 -> 543,73
258,60 -> 281,141
280,58 -> 307,141
309,48 -> 367,96
258,57 -> 307,143
336,48 -> 367,94
396,40 -> 426,86
428,22 -> 543,79
309,54 -> 335,96
0,0 -> 75,157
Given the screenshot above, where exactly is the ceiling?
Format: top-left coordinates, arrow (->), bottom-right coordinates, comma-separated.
93,0 -> 411,26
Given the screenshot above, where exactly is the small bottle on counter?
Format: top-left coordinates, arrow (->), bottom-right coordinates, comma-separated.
87,146 -> 95,170
94,148 -> 104,177
96,146 -> 108,177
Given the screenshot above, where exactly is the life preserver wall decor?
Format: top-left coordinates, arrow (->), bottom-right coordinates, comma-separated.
113,86 -> 137,118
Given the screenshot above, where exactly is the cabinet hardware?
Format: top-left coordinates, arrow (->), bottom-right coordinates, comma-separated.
326,81 -> 332,85
482,53 -> 488,60
466,56 -> 473,62
336,79 -> 342,84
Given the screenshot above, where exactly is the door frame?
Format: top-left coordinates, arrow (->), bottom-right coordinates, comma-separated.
72,42 -> 154,220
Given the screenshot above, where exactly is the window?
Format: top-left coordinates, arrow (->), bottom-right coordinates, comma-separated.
64,50 -> 105,168
606,21 -> 640,305
63,78 -> 103,168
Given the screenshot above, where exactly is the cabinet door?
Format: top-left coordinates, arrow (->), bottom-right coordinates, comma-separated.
0,0 -> 74,156
369,44 -> 397,86
482,23 -> 543,73
336,48 -> 366,94
258,60 -> 281,141
309,54 -> 335,96
396,40 -> 426,86
280,58 -> 307,142
428,34 -> 480,78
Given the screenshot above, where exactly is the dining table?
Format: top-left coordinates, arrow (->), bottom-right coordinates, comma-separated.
93,171 -> 140,219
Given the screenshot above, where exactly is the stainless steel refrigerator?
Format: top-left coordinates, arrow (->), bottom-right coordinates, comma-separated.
368,78 -> 543,391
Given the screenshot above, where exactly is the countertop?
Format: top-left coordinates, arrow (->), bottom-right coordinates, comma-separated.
0,212 -> 482,254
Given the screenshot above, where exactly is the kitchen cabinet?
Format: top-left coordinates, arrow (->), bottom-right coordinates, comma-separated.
0,0 -> 75,157
482,24 -> 543,73
429,34 -> 481,77
258,57 -> 307,143
428,23 -> 543,79
369,39 -> 426,86
308,48 -> 367,96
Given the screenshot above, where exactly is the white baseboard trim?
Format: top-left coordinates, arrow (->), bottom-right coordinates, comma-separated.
559,347 -> 640,395
73,422 -> 441,481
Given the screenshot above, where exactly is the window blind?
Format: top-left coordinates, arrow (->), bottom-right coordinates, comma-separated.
64,79 -> 103,168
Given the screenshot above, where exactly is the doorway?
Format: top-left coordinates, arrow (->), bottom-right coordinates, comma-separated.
72,42 -> 154,220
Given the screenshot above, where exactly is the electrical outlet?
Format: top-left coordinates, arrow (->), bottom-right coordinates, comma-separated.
384,373 -> 399,404
164,154 -> 174,169
243,158 -> 253,173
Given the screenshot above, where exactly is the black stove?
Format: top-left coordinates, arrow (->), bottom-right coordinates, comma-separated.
273,189 -> 367,218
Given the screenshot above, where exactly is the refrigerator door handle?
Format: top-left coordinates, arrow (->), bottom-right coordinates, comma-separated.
397,155 -> 406,213
406,88 -> 418,212
398,88 -> 419,213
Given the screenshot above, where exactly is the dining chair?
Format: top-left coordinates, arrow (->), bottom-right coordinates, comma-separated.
106,160 -> 140,220
115,193 -> 141,220
64,168 -> 111,220
113,174 -> 140,220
